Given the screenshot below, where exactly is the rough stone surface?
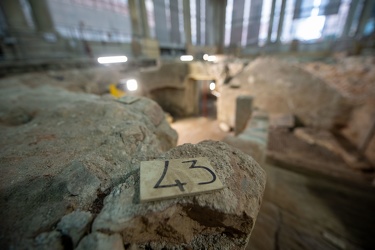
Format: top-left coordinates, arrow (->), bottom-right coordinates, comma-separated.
56,211 -> 93,247
302,56 -> 375,166
33,231 -> 64,250
0,85 -> 177,249
92,141 -> 266,249
218,57 -> 352,129
294,128 -> 373,170
225,111 -> 269,165
245,201 -> 279,250
269,113 -> 295,129
141,62 -> 193,117
76,232 -> 124,250
248,162 -> 375,250
0,65 -> 126,95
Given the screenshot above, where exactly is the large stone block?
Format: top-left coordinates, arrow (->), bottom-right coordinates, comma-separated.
218,58 -> 352,129
0,86 -> 177,249
235,95 -> 253,135
92,141 -> 266,249
224,110 -> 269,165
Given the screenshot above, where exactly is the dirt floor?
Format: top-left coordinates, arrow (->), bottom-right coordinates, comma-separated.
170,117 -> 229,145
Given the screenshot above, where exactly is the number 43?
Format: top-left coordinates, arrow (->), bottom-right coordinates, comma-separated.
154,160 -> 217,192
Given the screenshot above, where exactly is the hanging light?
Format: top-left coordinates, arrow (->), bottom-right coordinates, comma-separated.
97,56 -> 128,64
180,55 -> 194,61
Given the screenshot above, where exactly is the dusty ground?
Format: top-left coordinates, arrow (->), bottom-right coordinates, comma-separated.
171,117 -> 229,145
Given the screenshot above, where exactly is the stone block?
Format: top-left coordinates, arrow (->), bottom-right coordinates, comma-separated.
294,128 -> 372,170
92,141 -> 266,249
33,231 -> 64,250
56,211 -> 93,247
0,86 -> 177,249
218,58 -> 352,129
235,95 -> 253,135
269,113 -> 295,129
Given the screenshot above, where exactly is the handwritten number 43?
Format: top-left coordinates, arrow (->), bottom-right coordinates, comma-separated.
153,160 -> 217,192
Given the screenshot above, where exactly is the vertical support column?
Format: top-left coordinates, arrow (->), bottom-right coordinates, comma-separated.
154,0 -> 169,45
342,0 -> 359,37
128,0 -> 142,39
206,0 -> 214,45
230,0 -> 245,46
28,0 -> 54,32
196,0 -> 201,45
212,0 -> 227,52
355,0 -> 374,37
235,95 -> 254,136
139,0 -> 150,38
170,0 -> 180,44
0,0 -> 35,60
0,0 -> 32,32
276,0 -> 287,43
266,0 -> 277,44
214,0 -> 227,53
129,0 -> 142,58
247,0 -> 263,45
183,0 -> 192,45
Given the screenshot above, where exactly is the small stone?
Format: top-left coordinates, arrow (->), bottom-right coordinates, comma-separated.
56,210 -> 93,247
76,232 -> 124,250
116,96 -> 140,104
34,231 -> 64,250
219,122 -> 230,132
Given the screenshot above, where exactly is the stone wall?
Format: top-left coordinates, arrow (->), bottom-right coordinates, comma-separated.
140,62 -> 194,117
303,56 -> 375,166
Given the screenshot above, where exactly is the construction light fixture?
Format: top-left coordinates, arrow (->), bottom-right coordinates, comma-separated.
180,55 -> 194,61
126,79 -> 138,91
97,56 -> 128,64
209,82 -> 216,91
207,55 -> 217,62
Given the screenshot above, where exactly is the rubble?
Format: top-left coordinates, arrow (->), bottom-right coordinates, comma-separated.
56,211 -> 94,247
